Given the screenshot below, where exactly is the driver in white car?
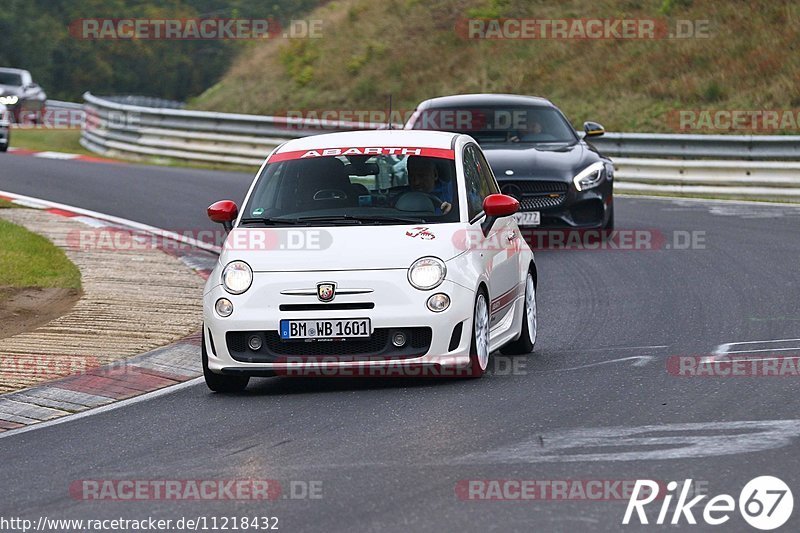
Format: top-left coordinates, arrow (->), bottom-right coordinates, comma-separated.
407,157 -> 453,215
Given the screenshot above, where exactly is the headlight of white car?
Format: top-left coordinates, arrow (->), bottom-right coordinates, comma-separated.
572,162 -> 606,191
408,257 -> 446,290
222,261 -> 253,294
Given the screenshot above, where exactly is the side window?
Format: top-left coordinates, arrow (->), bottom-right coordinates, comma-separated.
462,145 -> 484,220
475,148 -> 499,196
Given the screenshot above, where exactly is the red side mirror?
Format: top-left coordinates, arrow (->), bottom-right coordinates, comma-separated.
483,194 -> 519,218
208,200 -> 239,226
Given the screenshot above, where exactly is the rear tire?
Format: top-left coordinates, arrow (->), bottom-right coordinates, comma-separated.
202,327 -> 249,393
467,290 -> 491,377
501,271 -> 537,355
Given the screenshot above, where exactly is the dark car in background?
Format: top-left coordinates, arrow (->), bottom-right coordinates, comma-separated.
0,67 -> 47,124
406,94 -> 614,230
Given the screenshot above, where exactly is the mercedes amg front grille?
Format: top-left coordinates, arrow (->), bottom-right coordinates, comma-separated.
500,181 -> 568,210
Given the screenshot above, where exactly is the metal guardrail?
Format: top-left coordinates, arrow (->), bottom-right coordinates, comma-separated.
81,92 -> 375,166
79,93 -> 800,200
47,100 -> 84,111
591,133 -> 800,161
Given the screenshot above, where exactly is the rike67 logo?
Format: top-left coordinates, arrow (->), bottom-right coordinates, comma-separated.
623,476 -> 793,530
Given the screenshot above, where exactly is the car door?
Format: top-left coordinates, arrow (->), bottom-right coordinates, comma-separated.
463,144 -> 518,328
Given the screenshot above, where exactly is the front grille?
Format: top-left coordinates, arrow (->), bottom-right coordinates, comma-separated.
519,196 -> 565,210
508,181 -> 568,194
500,180 -> 568,210
226,327 -> 433,362
265,330 -> 388,356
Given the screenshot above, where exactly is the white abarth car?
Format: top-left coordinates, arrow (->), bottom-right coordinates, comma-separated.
202,130 -> 537,391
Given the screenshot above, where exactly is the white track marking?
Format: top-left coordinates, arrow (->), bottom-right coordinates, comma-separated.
706,338 -> 800,362
453,419 -> 800,464
723,337 -> 800,346
727,347 -> 800,354
547,344 -> 668,354
0,378 -> 203,440
34,151 -> 81,160
543,355 -> 655,373
0,189 -> 221,254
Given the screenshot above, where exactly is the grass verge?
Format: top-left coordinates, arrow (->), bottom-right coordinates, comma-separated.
0,217 -> 82,293
9,128 -> 93,156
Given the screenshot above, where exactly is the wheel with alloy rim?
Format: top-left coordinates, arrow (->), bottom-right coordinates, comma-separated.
500,271 -> 537,355
468,291 -> 491,377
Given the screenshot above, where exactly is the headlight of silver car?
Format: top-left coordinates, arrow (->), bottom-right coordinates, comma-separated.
408,257 -> 446,290
572,162 -> 606,191
222,260 -> 253,294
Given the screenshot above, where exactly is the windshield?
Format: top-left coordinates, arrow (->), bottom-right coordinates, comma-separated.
0,72 -> 23,86
412,105 -> 578,144
242,153 -> 460,225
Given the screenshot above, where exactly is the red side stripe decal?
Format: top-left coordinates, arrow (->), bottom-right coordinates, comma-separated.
490,283 -> 524,315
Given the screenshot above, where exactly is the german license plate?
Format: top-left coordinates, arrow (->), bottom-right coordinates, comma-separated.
514,211 -> 541,226
280,318 -> 371,340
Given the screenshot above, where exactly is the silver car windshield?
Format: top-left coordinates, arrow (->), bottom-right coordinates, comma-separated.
0,72 -> 23,86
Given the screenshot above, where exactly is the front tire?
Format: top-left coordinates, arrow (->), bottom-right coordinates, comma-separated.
603,207 -> 615,231
501,272 -> 537,355
202,327 -> 249,393
468,290 -> 491,377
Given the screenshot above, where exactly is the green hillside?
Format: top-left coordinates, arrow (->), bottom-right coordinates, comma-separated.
191,0 -> 800,133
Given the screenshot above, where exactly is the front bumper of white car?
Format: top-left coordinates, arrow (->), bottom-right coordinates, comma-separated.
203,268 -> 477,377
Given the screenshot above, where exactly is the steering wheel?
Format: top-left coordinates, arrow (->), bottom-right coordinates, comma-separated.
313,189 -> 348,200
394,191 -> 440,213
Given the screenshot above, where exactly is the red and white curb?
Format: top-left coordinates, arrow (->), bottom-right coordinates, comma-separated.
6,146 -> 120,164
0,190 -> 220,434
0,335 -> 203,432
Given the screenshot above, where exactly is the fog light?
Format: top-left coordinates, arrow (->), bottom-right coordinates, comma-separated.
215,298 -> 233,317
392,332 -> 407,347
426,293 -> 450,312
248,335 -> 262,351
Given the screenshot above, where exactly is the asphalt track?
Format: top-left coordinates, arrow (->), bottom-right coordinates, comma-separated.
2,153 -> 800,532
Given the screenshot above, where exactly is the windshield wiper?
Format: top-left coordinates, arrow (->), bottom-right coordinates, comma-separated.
296,214 -> 426,224
349,215 -> 427,224
294,215 -> 363,225
238,217 -> 306,226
